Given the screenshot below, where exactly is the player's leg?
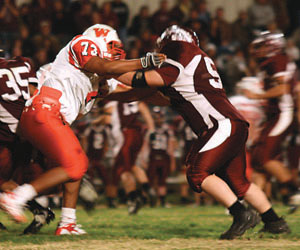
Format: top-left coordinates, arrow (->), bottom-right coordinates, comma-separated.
222,133 -> 290,236
0,87 -> 88,223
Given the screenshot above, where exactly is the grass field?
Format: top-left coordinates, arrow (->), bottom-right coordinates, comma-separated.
0,204 -> 300,249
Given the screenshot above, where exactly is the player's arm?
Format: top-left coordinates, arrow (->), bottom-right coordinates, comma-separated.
117,70 -> 166,88
83,54 -> 166,76
167,134 -> 177,173
244,76 -> 290,99
138,102 -> 155,132
296,81 -> 300,124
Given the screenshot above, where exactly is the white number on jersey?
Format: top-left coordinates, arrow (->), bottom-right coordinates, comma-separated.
0,66 -> 30,101
203,57 -> 223,89
93,132 -> 104,149
81,41 -> 98,56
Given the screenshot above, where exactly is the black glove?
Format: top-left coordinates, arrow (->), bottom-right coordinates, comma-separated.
140,52 -> 164,68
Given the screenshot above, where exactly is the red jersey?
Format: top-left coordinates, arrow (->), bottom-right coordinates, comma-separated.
0,57 -> 37,141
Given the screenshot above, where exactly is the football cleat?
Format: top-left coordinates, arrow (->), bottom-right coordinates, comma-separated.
128,198 -> 142,215
0,222 -> 6,230
23,207 -> 55,234
55,223 -> 87,235
259,217 -> 291,234
288,190 -> 300,206
0,192 -> 27,223
220,209 -> 258,240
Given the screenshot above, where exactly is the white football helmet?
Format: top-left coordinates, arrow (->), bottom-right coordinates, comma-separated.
82,24 -> 125,60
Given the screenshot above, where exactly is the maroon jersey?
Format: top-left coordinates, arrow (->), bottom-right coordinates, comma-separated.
150,124 -> 173,156
0,57 -> 38,142
259,53 -> 295,117
83,124 -> 108,160
117,101 -> 142,129
155,41 -> 247,139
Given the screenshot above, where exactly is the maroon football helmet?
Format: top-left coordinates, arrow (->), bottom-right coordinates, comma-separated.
250,31 -> 285,59
156,25 -> 200,49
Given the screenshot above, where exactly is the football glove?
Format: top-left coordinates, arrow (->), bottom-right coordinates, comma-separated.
140,52 -> 165,68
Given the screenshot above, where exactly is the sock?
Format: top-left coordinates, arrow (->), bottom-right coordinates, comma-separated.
141,183 -> 151,193
228,200 -> 246,217
128,191 -> 138,201
159,196 -> 165,206
60,207 -> 76,224
261,208 -> 280,223
14,184 -> 38,205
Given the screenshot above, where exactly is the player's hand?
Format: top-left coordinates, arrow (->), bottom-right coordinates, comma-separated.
140,52 -> 166,69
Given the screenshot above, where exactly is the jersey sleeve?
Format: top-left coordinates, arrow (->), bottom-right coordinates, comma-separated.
155,63 -> 179,86
19,56 -> 39,86
69,35 -> 101,69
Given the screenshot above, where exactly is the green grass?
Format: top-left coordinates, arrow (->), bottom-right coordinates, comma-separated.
0,204 -> 300,249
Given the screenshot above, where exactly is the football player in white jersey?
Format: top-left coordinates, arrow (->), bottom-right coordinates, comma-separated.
0,24 -> 165,235
115,25 -> 290,239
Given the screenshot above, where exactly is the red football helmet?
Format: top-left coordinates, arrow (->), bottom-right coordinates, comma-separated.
250,31 -> 285,59
156,25 -> 199,49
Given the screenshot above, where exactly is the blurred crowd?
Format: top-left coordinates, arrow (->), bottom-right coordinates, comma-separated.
1,0 -> 300,208
1,0 -> 300,94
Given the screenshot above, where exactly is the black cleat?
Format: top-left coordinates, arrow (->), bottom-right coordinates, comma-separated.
0,222 -> 6,230
128,198 -> 142,215
220,209 -> 258,240
23,207 -> 55,234
260,217 -> 291,234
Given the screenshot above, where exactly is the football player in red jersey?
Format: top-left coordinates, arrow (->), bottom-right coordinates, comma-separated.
115,25 -> 290,239
0,24 -> 165,234
0,55 -> 55,233
245,31 -> 300,206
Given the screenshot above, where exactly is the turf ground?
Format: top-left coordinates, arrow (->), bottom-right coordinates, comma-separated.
0,204 -> 300,249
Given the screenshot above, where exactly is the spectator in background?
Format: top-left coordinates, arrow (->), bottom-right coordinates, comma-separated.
231,10 -> 253,54
111,0 -> 129,43
31,0 -> 53,34
0,0 -> 19,51
248,0 -> 275,32
74,1 -> 94,34
19,24 -> 34,57
19,3 -> 35,32
210,7 -> 232,47
51,0 -> 73,45
32,20 -> 60,62
32,47 -> 49,71
139,29 -> 156,55
286,38 -> 300,62
129,5 -> 151,37
151,0 -> 171,35
170,0 -> 191,25
185,9 -> 208,42
196,0 -> 211,35
100,1 -> 119,30
271,0 -> 290,33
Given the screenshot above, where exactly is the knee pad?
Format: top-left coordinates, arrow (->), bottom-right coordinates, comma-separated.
186,165 -> 209,193
65,152 -> 89,180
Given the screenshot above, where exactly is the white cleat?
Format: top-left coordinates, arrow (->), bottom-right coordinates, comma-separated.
0,192 -> 27,223
55,223 -> 87,235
